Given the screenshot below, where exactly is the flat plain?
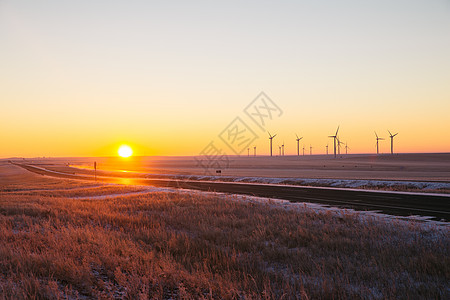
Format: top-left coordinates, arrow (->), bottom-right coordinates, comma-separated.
18,153 -> 449,182
0,162 -> 449,299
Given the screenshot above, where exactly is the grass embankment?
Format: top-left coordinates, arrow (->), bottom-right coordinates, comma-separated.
0,182 -> 448,299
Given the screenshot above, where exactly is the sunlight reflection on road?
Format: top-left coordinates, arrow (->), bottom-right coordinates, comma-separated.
117,178 -> 134,185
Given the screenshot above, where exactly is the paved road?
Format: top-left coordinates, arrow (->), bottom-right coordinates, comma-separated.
16,163 -> 450,222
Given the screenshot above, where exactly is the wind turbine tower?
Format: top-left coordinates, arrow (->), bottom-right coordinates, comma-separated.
254,146 -> 256,157
328,126 -> 340,158
337,138 -> 344,155
345,142 -> 350,155
388,130 -> 398,154
268,132 -> 277,157
375,132 -> 384,155
326,144 -> 329,155
296,134 -> 303,156
282,141 -> 285,156
310,145 -> 313,155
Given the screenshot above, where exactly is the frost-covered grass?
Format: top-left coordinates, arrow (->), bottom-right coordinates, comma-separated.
0,181 -> 448,299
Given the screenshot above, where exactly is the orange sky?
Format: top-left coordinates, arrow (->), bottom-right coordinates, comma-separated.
1,1 -> 449,158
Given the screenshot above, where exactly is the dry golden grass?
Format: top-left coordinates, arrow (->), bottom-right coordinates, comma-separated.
0,189 -> 448,299
0,165 -> 448,299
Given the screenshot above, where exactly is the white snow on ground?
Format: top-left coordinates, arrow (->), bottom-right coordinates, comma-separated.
32,164 -> 450,195
14,164 -> 449,227
161,174 -> 450,192
177,178 -> 450,197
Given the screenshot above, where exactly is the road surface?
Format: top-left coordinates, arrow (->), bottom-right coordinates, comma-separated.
15,163 -> 450,222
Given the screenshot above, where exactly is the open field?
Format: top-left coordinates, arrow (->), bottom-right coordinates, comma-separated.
5,153 -> 450,191
0,164 -> 449,299
18,153 -> 449,181
11,162 -> 450,222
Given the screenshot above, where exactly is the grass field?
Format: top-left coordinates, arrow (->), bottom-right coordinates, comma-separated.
0,164 -> 449,299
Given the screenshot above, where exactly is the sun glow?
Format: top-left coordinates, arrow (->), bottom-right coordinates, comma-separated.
118,145 -> 133,158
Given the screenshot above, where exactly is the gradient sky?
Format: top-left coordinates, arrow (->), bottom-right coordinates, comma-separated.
1,0 -> 449,157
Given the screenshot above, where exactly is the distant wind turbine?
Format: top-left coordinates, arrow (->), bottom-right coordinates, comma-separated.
247,148 -> 250,156
279,145 -> 282,156
282,141 -> 285,156
254,146 -> 256,157
310,145 -> 313,155
375,132 -> 384,154
388,130 -> 398,154
296,134 -> 303,156
302,145 -> 305,156
326,144 -> 329,155
345,142 -> 350,155
268,132 -> 277,157
337,137 -> 344,155
328,126 -> 340,158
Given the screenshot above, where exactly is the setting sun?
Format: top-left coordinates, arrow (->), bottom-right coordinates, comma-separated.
118,145 -> 133,158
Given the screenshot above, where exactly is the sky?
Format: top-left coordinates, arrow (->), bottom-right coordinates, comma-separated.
1,0 -> 449,157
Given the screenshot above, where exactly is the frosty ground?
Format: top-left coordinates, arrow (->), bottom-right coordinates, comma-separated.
0,163 -> 448,299
21,153 -> 449,194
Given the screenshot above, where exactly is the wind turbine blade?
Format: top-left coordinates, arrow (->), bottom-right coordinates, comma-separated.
268,131 -> 271,137
296,134 -> 299,139
375,131 -> 378,138
394,133 -> 398,137
335,126 -> 340,136
388,130 -> 392,136
272,134 -> 277,138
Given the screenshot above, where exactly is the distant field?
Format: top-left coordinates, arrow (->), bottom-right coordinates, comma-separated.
0,164 -> 448,299
4,153 -> 450,194
6,153 -> 450,182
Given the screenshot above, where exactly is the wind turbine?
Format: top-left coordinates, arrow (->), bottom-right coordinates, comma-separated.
247,148 -> 250,156
282,141 -> 285,156
337,137 -> 344,155
254,146 -> 256,156
328,126 -> 339,158
296,134 -> 303,156
375,132 -> 384,154
302,145 -> 305,156
310,145 -> 313,155
326,144 -> 329,155
268,132 -> 277,156
345,142 -> 350,155
388,130 -> 398,154
279,145 -> 282,156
